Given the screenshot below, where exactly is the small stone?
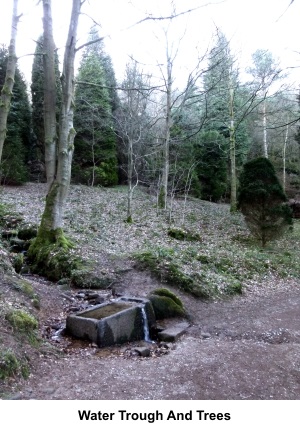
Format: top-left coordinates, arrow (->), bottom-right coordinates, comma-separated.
201,332 -> 211,339
159,342 -> 170,349
133,347 -> 151,357
85,292 -> 99,299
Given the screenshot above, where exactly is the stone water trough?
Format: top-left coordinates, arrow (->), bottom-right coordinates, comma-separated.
66,297 -> 156,347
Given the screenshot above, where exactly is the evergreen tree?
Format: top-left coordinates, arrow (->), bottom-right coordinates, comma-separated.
194,131 -> 227,201
201,31 -> 250,205
0,46 -> 31,184
238,157 -> 292,247
31,35 -> 61,181
203,32 -> 233,134
73,29 -> 118,186
83,27 -> 119,113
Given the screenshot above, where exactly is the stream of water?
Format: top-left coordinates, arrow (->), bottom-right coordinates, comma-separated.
141,306 -> 152,342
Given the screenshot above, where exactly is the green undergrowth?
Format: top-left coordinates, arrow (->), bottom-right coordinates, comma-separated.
134,220 -> 300,298
0,348 -> 30,381
134,251 -> 238,299
5,309 -> 39,346
27,230 -> 113,288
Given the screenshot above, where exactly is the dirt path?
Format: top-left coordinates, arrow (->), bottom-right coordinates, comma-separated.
8,271 -> 300,400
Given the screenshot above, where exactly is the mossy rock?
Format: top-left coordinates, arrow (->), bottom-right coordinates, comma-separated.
150,288 -> 183,307
70,269 -> 115,289
148,288 -> 186,319
9,237 -> 27,252
17,226 -> 38,240
168,227 -> 201,242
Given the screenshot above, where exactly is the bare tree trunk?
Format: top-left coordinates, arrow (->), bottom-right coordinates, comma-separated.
229,85 -> 237,212
181,163 -> 196,225
43,0 -> 57,185
262,98 -> 268,158
126,137 -> 139,223
159,51 -> 172,210
283,124 -> 289,192
91,115 -> 97,187
32,0 -> 81,246
0,0 -> 20,165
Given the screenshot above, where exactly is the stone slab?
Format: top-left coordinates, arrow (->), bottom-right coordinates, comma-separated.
158,321 -> 190,342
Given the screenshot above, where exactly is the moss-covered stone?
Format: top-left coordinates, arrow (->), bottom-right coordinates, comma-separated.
168,227 -> 201,242
150,287 -> 183,307
148,294 -> 185,319
17,226 -> 38,240
148,288 -> 186,319
70,269 -> 115,289
9,237 -> 27,252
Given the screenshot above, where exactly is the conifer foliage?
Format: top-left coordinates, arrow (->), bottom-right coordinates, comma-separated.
0,46 -> 31,184
238,157 -> 292,247
73,28 -> 118,186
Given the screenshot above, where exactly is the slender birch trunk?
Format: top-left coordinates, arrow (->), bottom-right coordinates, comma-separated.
127,135 -> 134,222
262,98 -> 268,158
229,84 -> 237,212
42,0 -> 57,185
283,124 -> 289,192
33,0 -> 81,245
0,0 -> 20,165
159,53 -> 172,210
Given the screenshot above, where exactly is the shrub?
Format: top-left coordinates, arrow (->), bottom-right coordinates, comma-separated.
5,309 -> 38,334
0,350 -> 19,380
238,157 -> 292,247
5,309 -> 39,346
0,349 -> 30,381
